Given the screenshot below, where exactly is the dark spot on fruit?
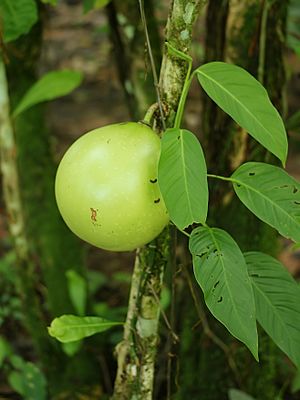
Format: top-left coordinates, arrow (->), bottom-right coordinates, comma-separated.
154,198 -> 161,204
150,178 -> 157,183
90,208 -> 98,222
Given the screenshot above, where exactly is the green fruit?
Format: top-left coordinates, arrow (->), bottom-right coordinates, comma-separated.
55,122 -> 169,251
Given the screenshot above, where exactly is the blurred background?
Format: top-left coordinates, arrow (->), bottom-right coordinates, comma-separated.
0,0 -> 300,399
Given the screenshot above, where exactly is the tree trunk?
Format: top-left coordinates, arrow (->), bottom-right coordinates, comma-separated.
0,51 -> 65,392
4,17 -> 99,396
112,2 -> 207,399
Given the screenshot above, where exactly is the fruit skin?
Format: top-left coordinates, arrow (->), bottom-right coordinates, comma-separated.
55,122 -> 169,251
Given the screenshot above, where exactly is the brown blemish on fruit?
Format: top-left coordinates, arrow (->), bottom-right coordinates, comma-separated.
90,208 -> 98,222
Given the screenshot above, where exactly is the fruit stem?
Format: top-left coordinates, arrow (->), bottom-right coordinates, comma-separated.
174,69 -> 195,129
143,103 -> 159,125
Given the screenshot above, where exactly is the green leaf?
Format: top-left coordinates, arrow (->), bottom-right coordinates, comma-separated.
66,270 -> 87,316
245,251 -> 300,368
83,0 -> 111,13
8,362 -> 47,400
40,0 -> 58,4
196,62 -> 288,165
62,340 -> 82,357
48,314 -> 123,343
160,286 -> 171,310
158,128 -> 208,229
231,162 -> 300,243
0,0 -> 38,43
285,110 -> 300,132
0,336 -> 12,367
13,70 -> 83,117
93,302 -> 127,321
189,227 -> 258,359
113,271 -> 132,284
228,389 -> 256,400
292,370 -> 300,393
87,270 -> 108,296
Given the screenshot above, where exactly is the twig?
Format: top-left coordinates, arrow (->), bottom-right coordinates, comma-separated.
258,0 -> 270,84
138,0 -> 166,130
147,282 -> 179,344
183,263 -> 244,388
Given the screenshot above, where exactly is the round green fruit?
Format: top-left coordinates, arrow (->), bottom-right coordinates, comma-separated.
55,122 -> 169,251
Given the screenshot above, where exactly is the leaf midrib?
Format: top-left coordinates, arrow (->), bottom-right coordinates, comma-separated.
251,278 -> 296,357
180,130 -> 194,224
62,322 -> 122,329
197,68 -> 283,152
207,228 -> 255,349
232,175 -> 300,230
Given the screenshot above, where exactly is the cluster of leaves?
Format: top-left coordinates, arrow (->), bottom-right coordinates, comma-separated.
48,48 -> 300,381
0,0 -> 112,44
0,337 -> 47,400
158,54 -> 300,367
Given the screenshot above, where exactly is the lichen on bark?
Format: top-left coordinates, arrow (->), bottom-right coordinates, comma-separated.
112,2 -> 207,399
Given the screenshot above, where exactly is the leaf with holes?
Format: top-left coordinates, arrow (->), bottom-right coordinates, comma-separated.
0,0 -> 38,43
189,227 -> 258,359
48,315 -> 123,343
13,70 -> 83,117
158,128 -> 208,229
245,251 -> 300,368
231,162 -> 300,242
196,62 -> 288,165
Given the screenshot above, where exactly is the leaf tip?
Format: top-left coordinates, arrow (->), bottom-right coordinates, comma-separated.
47,325 -> 55,339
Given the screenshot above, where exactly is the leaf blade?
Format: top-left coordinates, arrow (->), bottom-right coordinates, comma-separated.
158,128 -> 208,229
231,162 -> 300,242
66,270 -> 87,316
83,0 -> 111,13
13,70 -> 83,117
189,227 -> 258,359
196,62 -> 288,165
0,0 -> 38,43
245,251 -> 300,368
228,389 -> 257,400
48,315 -> 123,343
